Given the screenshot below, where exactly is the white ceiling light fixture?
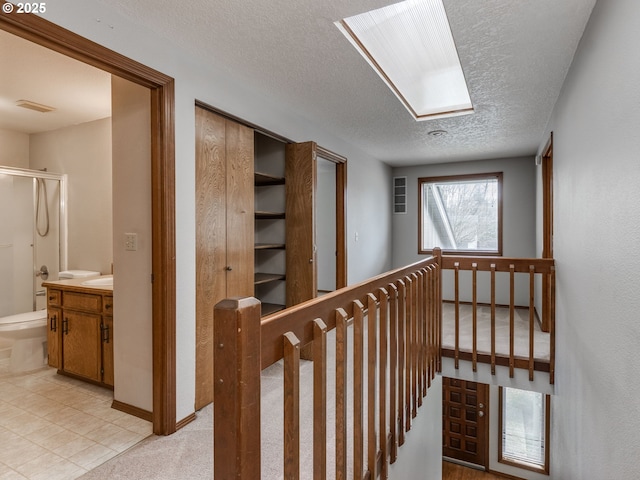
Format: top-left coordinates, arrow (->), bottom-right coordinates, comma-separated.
15,99 -> 56,113
336,0 -> 473,121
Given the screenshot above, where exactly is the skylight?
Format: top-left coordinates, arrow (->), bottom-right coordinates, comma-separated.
336,0 -> 473,121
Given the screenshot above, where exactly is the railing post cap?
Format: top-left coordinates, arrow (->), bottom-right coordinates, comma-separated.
215,296 -> 261,311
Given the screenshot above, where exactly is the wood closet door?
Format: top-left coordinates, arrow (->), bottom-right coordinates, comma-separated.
224,120 -> 254,296
285,141 -> 317,307
195,107 -> 253,410
442,377 -> 489,468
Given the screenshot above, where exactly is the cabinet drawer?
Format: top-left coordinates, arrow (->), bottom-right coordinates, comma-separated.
47,289 -> 61,306
63,291 -> 102,312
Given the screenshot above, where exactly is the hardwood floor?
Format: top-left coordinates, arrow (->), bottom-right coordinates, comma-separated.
443,461 -> 517,480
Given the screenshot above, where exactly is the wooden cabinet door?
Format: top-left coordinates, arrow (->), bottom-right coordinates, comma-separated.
102,315 -> 114,387
285,141 -> 317,306
62,311 -> 101,382
195,107 -> 254,410
47,307 -> 61,368
442,377 -> 489,468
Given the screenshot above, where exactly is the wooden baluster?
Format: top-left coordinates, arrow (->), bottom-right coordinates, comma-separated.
490,264 -> 497,376
411,272 -> 419,419
509,264 -> 515,378
378,287 -> 389,479
549,266 -> 556,385
404,275 -> 413,430
367,293 -> 378,480
422,268 -> 429,395
313,319 -> 327,480
426,266 -> 433,388
454,262 -> 460,369
437,262 -> 443,373
416,270 -> 423,407
353,300 -> 365,480
396,279 -> 406,446
213,297 -> 262,480
335,308 -> 348,480
284,332 -> 301,480
388,283 -> 399,462
472,263 -> 478,372
529,266 -> 535,381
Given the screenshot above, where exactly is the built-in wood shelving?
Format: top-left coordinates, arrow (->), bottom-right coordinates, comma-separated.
255,211 -> 285,220
255,243 -> 286,250
261,302 -> 285,316
255,172 -> 285,186
254,273 -> 286,285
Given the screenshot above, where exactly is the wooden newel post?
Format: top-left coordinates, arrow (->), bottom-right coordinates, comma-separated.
213,297 -> 262,480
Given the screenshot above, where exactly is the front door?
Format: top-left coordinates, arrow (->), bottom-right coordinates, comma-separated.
442,377 -> 489,468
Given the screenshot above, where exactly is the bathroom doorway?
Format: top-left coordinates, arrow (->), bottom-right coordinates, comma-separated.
0,12 -> 176,436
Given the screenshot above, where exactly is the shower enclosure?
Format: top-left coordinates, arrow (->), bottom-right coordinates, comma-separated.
0,166 -> 67,316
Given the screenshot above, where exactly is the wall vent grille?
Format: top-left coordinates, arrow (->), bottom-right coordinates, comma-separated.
393,176 -> 407,214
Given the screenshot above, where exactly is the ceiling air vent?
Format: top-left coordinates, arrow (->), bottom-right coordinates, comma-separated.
393,176 -> 407,214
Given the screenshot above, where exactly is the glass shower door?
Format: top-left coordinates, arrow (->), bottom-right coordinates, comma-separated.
0,170 -> 62,316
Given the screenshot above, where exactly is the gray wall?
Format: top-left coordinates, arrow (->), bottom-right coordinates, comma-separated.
392,157 -> 537,304
538,0 -> 640,477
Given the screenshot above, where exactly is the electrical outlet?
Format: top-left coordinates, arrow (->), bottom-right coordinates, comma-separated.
124,233 -> 138,251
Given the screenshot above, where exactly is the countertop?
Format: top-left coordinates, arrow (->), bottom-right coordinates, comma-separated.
42,275 -> 113,294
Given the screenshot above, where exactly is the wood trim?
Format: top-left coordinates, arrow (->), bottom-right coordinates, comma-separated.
0,8 -> 177,435
175,412 -> 197,430
541,132 -> 554,333
111,400 -> 153,422
441,349 -> 550,372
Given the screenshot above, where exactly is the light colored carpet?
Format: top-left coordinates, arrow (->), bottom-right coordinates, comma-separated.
441,303 -> 550,361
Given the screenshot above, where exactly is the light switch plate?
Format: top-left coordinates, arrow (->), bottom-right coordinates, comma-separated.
124,232 -> 138,251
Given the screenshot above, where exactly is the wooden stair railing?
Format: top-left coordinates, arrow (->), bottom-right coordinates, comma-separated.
439,255 -> 556,384
213,252 -> 442,480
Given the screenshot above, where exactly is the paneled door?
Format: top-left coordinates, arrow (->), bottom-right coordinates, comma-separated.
442,377 -> 489,468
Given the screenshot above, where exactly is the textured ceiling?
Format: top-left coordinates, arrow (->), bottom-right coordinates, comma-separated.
1,0 -> 597,166
92,0 -> 596,166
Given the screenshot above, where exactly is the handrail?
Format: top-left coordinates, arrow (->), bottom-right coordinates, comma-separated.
440,254 -> 556,383
260,253 -> 441,369
214,251 -> 442,479
212,249 -> 556,479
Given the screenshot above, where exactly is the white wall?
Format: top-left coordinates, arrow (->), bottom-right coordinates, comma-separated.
111,77 -> 153,412
392,157 -> 537,305
0,128 -> 29,167
30,118 -> 113,274
536,0 -> 640,478
388,375 -> 442,480
40,0 -> 393,421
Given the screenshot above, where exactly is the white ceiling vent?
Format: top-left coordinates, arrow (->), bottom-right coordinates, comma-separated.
393,177 -> 407,214
15,99 -> 56,113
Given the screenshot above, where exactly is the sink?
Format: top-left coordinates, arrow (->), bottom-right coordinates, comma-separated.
81,276 -> 113,287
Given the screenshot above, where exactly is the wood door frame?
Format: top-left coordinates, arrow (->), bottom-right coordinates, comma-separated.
0,7 -> 177,435
541,132 -> 553,332
316,145 -> 347,290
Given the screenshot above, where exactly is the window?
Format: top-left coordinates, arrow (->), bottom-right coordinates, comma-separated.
499,387 -> 550,474
418,173 -> 502,255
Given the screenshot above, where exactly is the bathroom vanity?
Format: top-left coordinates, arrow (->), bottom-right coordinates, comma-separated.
42,277 -> 114,388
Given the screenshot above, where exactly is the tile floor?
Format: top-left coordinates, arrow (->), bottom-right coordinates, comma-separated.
0,366 -> 152,480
